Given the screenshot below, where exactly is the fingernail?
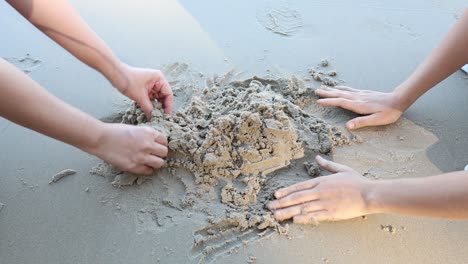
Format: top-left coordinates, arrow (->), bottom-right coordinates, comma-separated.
347,122 -> 355,130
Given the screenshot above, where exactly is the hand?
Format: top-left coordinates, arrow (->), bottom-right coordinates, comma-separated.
316,86 -> 403,130
267,156 -> 373,224
112,63 -> 173,117
87,123 -> 168,175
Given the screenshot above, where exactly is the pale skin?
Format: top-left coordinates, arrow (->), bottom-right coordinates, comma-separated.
2,0 -> 174,175
268,9 -> 468,223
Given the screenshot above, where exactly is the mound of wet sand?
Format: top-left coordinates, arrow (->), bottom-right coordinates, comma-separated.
93,73 -> 349,236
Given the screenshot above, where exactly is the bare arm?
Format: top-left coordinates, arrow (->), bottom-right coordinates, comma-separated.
0,58 -> 101,152
268,156 -> 468,224
316,9 -> 468,130
394,8 -> 468,110
369,171 -> 468,219
6,0 -> 173,116
6,0 -> 123,88
0,58 -> 167,175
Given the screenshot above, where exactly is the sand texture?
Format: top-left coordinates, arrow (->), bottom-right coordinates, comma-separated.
3,1 -> 468,262
92,69 -> 355,261
88,65 -> 446,263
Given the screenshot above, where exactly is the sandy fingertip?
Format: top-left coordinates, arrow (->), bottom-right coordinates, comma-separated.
274,190 -> 282,199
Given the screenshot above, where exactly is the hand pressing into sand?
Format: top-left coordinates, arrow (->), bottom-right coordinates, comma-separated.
267,156 -> 372,224
87,123 -> 168,175
112,64 -> 174,118
316,86 -> 403,130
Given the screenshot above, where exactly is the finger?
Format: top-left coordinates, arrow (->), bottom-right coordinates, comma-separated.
145,155 -> 165,170
293,210 -> 331,225
315,89 -> 354,100
315,155 -> 353,173
300,200 -> 325,214
273,178 -> 320,199
162,94 -> 174,115
139,96 -> 154,119
333,85 -> 359,92
152,130 -> 168,146
156,77 -> 174,114
316,98 -> 361,113
273,200 -> 324,221
346,113 -> 386,130
132,165 -> 154,175
268,189 -> 319,210
149,142 -> 168,158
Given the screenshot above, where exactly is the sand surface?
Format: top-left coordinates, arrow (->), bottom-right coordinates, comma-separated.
1,0 -> 468,263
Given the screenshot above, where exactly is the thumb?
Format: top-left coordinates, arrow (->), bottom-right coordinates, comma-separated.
346,113 -> 381,130
139,96 -> 154,119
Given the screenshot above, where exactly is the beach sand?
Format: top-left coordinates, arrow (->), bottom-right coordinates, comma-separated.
1,0 -> 468,263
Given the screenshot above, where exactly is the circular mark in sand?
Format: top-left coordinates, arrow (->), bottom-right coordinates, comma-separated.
4,54 -> 43,74
256,5 -> 303,36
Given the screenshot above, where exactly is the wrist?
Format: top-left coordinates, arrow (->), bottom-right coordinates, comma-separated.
391,84 -> 414,112
363,180 -> 386,215
80,120 -> 108,157
102,59 -> 130,92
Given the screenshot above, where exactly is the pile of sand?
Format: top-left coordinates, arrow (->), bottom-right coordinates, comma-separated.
93,74 -> 349,235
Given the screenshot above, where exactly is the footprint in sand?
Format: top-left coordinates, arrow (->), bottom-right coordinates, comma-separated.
256,3 -> 303,36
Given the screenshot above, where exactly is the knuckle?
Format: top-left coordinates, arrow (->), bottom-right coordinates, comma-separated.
135,154 -> 146,164
292,185 -> 301,192
142,141 -> 152,151
293,191 -> 308,201
276,198 -> 287,207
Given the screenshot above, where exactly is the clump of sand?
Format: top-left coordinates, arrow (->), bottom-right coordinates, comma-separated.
307,59 -> 340,87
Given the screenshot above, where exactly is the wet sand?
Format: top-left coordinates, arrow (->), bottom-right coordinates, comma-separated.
1,0 -> 468,263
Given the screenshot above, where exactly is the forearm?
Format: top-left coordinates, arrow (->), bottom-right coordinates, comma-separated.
367,170 -> 468,219
394,8 -> 468,111
6,0 -> 127,88
0,58 -> 103,152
